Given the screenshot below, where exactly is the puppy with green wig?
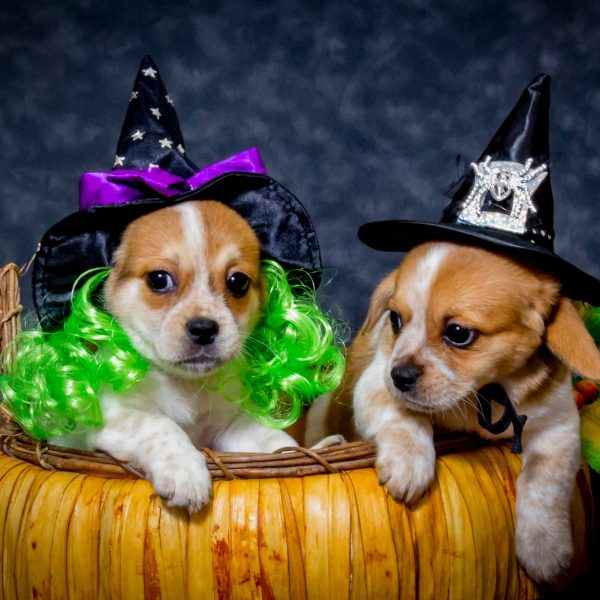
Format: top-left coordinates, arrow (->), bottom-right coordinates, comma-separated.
0,57 -> 344,511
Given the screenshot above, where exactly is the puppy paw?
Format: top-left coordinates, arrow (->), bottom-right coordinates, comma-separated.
515,512 -> 573,583
148,450 -> 212,512
310,434 -> 346,449
375,438 -> 436,503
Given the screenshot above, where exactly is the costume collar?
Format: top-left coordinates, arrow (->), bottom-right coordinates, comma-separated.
476,383 -> 528,454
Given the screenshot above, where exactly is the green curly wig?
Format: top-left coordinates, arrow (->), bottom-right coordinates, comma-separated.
0,260 -> 345,439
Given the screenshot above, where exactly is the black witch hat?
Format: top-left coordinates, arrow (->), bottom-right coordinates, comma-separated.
33,56 -> 322,329
358,74 -> 600,305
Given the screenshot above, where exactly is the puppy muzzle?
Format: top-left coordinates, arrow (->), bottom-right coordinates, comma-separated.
390,363 -> 423,392
186,317 -> 220,347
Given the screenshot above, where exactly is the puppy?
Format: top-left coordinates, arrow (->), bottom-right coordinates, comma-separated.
57,200 -> 297,511
315,240 -> 600,582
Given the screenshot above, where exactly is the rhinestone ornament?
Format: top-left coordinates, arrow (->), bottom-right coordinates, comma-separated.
457,156 -> 548,235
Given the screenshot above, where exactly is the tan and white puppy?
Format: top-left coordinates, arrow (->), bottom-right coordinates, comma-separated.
313,240 -> 600,582
57,200 -> 297,511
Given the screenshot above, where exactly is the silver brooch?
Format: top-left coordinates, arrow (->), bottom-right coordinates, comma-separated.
457,156 -> 547,235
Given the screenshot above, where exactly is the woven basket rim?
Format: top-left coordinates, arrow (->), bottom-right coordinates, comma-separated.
0,408 -> 482,480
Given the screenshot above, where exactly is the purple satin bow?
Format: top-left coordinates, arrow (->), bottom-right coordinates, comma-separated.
79,147 -> 267,211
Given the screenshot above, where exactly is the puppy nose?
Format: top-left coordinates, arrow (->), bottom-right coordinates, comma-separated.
186,318 -> 219,346
391,364 -> 423,391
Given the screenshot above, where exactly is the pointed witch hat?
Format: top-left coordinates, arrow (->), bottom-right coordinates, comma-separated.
33,56 -> 322,329
358,74 -> 600,305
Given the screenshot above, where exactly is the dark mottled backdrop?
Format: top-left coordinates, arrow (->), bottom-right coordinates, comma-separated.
1,0 -> 600,332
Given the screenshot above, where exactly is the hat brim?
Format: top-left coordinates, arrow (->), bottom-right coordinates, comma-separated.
358,219 -> 600,305
34,171 -> 322,330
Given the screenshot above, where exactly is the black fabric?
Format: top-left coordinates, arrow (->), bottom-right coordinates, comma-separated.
357,74 -> 600,304
114,55 -> 200,177
476,383 -> 528,454
33,172 -> 322,330
357,220 -> 600,305
229,182 -> 321,277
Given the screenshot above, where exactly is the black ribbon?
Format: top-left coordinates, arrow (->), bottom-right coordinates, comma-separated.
476,383 -> 527,454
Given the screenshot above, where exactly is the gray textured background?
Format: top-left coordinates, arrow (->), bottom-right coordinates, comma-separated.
1,0 -> 600,333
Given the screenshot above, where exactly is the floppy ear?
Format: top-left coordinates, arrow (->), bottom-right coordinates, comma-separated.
360,270 -> 397,335
546,297 -> 600,380
326,269 -> 399,440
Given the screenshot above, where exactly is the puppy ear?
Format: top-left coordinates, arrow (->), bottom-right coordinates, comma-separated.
546,297 -> 600,380
360,270 -> 397,334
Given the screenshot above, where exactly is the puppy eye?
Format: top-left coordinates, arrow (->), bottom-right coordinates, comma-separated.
226,272 -> 251,298
146,270 -> 175,293
443,323 -> 477,348
389,310 -> 402,334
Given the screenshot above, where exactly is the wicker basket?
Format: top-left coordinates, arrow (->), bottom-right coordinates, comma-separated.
0,263 -> 594,599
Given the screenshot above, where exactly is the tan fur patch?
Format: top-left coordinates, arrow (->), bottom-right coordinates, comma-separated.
546,297 -> 600,380
199,201 -> 262,319
108,204 -> 189,312
107,200 -> 261,320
